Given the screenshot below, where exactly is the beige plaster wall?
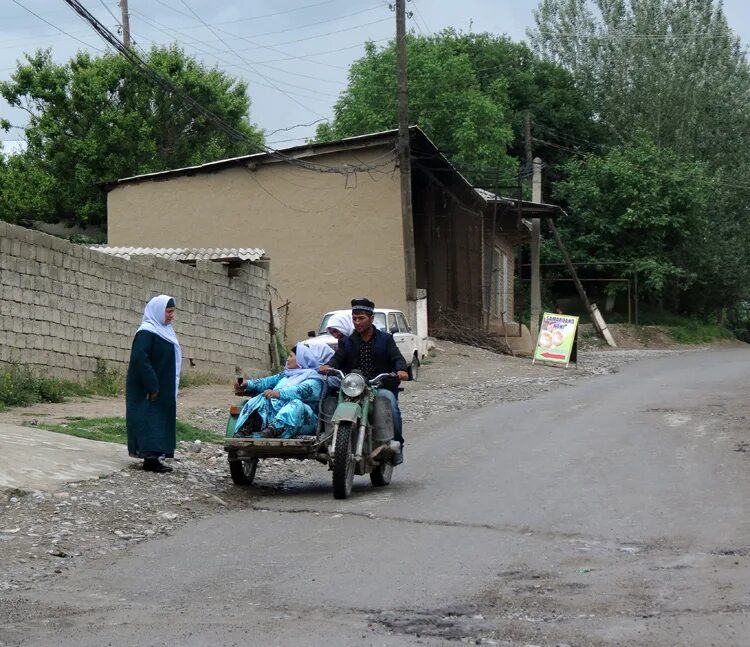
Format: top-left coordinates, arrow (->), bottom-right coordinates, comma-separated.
107,147 -> 406,343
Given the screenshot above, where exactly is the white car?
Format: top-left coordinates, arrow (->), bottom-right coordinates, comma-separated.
307,308 -> 423,380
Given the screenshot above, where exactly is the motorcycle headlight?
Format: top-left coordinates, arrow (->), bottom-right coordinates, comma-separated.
341,373 -> 366,398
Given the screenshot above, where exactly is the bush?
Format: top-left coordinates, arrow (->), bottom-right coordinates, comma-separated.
0,364 -> 71,407
85,359 -> 123,396
0,360 -> 123,409
667,321 -> 734,344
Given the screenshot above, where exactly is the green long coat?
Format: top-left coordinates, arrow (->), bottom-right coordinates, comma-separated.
126,330 -> 178,458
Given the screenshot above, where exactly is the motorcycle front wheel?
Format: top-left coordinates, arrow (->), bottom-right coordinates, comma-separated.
332,422 -> 355,499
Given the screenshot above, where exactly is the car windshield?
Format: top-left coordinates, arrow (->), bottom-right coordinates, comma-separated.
318,312 -> 386,335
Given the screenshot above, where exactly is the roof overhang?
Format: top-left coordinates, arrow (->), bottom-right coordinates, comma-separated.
100,128 -> 409,191
481,195 -> 563,240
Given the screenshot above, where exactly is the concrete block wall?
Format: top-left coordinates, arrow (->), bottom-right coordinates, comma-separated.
0,222 -> 271,381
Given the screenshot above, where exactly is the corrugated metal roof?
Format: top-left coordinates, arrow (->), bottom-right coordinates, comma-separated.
474,188 -> 513,204
89,246 -> 266,262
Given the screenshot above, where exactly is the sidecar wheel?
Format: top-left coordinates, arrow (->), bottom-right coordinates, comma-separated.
332,422 -> 355,499
370,461 -> 393,487
229,457 -> 258,485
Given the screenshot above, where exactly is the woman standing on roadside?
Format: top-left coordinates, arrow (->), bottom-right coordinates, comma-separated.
126,295 -> 182,473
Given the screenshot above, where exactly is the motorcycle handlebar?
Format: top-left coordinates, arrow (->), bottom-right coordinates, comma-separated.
368,372 -> 398,386
326,368 -> 345,380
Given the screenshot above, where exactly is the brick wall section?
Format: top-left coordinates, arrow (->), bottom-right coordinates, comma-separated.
0,222 -> 271,380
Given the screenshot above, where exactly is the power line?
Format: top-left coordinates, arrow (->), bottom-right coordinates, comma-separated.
128,8 -> 348,81
60,0 -> 397,176
243,17 -> 393,49
178,0 -> 326,118
128,11 -> 341,100
129,9 -> 346,88
410,0 -> 433,36
11,0 -> 105,52
97,0 -> 121,27
149,0 -> 390,59
229,4 -> 385,40
153,0 -> 340,29
266,119 -> 329,137
533,29 -> 738,42
251,39 -> 389,65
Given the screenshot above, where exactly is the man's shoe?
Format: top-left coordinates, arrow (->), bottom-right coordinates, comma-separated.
391,447 -> 404,466
259,426 -> 280,438
143,458 -> 173,473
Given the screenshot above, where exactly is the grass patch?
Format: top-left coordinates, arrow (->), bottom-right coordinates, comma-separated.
637,312 -> 735,344
37,417 -> 222,445
665,321 -> 734,344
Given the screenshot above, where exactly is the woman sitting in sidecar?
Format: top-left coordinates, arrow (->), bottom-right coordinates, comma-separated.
233,343 -> 333,439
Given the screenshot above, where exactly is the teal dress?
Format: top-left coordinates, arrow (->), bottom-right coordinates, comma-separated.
234,373 -> 323,438
126,330 -> 178,458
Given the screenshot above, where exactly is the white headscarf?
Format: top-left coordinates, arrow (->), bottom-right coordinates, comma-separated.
283,342 -> 334,387
327,311 -> 354,337
137,294 -> 182,396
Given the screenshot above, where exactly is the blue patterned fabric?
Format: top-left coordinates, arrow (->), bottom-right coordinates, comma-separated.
234,373 -> 323,438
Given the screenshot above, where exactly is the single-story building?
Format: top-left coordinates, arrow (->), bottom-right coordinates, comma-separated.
103,127 -> 558,346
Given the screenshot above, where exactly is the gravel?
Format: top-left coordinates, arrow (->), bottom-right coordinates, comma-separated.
0,343 -> 686,591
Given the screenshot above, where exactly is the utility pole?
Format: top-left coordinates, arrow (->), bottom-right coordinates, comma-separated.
395,0 -> 416,303
119,0 -> 131,48
530,157 -> 542,343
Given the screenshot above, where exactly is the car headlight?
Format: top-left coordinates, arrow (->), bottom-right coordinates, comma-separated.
341,373 -> 366,398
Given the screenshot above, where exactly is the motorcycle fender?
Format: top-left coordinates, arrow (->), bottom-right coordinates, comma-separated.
331,402 -> 362,424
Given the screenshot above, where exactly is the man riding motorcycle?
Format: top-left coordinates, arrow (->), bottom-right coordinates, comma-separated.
319,297 -> 409,465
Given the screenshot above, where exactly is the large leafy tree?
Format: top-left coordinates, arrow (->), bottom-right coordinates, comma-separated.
316,30 -> 598,187
530,0 -> 750,166
531,0 -> 750,319
0,46 -> 263,227
550,137 -> 715,309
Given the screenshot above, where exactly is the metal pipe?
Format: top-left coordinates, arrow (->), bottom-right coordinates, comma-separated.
354,422 -> 367,461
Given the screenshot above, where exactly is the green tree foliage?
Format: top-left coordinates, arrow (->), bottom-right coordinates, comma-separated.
0,46 -> 263,227
530,0 -> 750,166
531,0 -> 750,318
316,30 -> 597,187
550,138 -> 713,307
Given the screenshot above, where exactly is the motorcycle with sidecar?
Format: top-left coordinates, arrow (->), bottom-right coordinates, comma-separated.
224,369 -> 401,499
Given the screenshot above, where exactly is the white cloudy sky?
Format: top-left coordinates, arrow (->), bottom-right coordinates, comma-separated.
2,0 -> 750,153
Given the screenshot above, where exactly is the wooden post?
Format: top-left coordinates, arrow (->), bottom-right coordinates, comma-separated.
119,0 -> 131,48
546,217 -> 616,347
395,0 -> 417,302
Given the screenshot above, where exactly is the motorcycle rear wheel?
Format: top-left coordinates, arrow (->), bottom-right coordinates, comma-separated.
370,461 -> 393,487
332,422 -> 355,499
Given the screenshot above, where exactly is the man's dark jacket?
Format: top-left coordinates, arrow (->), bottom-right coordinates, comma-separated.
330,327 -> 407,395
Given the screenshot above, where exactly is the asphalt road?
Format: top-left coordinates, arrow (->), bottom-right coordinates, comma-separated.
2,349 -> 749,646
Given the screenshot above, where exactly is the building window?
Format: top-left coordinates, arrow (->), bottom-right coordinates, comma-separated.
491,247 -> 509,320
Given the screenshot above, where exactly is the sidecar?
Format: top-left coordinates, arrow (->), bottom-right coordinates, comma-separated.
223,389 -> 338,486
